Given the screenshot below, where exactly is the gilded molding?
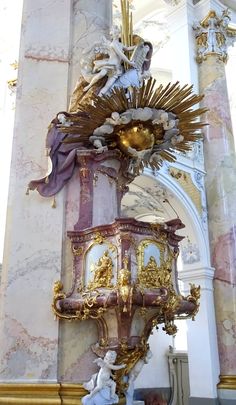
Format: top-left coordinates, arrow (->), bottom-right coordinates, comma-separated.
218,375 -> 236,390
0,383 -> 87,405
193,9 -> 236,64
169,167 -> 202,213
60,384 -> 87,405
0,383 -> 61,405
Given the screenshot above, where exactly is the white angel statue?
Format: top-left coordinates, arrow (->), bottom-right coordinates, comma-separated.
82,350 -> 126,405
82,26 -> 135,96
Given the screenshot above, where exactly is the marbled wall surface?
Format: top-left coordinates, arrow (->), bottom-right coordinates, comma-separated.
68,0 -> 112,95
0,0 -> 72,382
0,0 -> 112,384
199,56 -> 236,375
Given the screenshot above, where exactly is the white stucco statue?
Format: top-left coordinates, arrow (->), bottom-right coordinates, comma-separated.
56,113 -> 72,127
89,135 -> 108,153
125,350 -> 152,405
82,350 -> 126,405
83,26 -> 135,96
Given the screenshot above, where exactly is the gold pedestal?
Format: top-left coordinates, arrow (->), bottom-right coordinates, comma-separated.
60,384 -> 86,405
218,375 -> 236,390
0,384 -> 61,405
0,383 -> 86,405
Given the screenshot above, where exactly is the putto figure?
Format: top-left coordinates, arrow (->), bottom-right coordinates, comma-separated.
82,350 -> 126,405
81,25 -> 136,96
88,251 -> 114,290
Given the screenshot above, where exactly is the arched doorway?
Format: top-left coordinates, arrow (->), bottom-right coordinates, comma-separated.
121,166 -> 219,401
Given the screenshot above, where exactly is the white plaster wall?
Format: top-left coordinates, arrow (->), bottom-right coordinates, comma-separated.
135,327 -> 172,389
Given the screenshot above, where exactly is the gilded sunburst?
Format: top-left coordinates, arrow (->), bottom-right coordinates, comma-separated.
60,78 -> 206,173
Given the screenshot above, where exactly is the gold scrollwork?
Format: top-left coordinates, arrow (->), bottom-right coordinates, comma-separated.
114,339 -> 150,393
162,319 -> 178,336
92,232 -> 117,252
72,245 -> 83,256
52,281 -> 108,321
93,232 -> 105,244
187,283 -> 201,320
152,288 -> 182,335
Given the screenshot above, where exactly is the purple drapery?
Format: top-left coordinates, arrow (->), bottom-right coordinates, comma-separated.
28,126 -> 84,197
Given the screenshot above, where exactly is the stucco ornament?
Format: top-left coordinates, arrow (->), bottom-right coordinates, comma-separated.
81,25 -> 136,96
193,9 -> 236,63
28,7 -> 206,195
82,350 -> 126,405
80,24 -> 153,97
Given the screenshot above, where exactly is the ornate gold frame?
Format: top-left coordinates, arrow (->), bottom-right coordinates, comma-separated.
80,232 -> 118,291
137,239 -> 166,270
136,239 -> 173,288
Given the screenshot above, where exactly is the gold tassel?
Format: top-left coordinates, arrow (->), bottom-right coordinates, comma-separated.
51,196 -> 56,208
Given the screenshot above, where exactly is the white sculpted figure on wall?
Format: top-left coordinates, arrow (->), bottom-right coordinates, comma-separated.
82,350 -> 126,405
193,9 -> 234,63
82,25 -> 135,96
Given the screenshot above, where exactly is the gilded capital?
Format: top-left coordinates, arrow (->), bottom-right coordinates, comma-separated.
193,9 -> 236,64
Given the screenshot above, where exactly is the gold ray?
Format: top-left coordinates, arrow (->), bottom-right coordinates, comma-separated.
142,78 -> 156,108
149,84 -> 164,108
162,85 -> 194,111
120,0 -> 134,70
60,78 -> 206,175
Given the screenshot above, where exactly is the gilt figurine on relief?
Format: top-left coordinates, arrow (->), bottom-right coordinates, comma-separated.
117,255 -> 133,313
82,350 -> 126,405
88,251 -> 114,290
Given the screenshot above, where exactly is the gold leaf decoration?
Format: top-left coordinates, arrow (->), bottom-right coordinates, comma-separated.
61,78 -> 207,174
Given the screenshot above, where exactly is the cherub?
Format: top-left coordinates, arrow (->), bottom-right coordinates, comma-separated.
83,26 -> 136,96
85,350 -> 125,399
89,135 -> 108,153
56,113 -> 72,127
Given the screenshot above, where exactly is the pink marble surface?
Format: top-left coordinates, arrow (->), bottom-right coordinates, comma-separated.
200,56 -> 236,375
58,320 -> 99,382
0,0 -> 113,385
214,280 -> 236,375
0,0 -> 72,382
213,226 -> 236,285
0,317 -> 57,380
60,348 -> 98,382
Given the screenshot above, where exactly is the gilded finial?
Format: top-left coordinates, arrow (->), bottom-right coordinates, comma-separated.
51,195 -> 56,208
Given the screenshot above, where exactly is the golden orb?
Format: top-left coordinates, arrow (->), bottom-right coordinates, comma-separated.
117,124 -> 155,155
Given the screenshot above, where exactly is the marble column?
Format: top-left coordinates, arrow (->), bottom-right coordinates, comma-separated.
0,0 -> 112,400
194,6 -> 236,400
